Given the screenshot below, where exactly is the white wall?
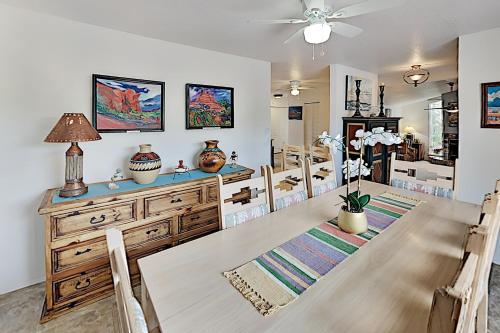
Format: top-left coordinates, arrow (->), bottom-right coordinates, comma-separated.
270,84 -> 330,149
391,100 -> 430,155
329,64 -> 379,183
458,27 -> 500,262
0,5 -> 271,294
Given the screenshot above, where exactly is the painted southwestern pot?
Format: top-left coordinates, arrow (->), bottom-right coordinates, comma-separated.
129,144 -> 162,184
198,140 -> 226,173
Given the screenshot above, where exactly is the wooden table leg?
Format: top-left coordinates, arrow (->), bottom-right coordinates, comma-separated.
476,292 -> 488,333
141,275 -> 160,332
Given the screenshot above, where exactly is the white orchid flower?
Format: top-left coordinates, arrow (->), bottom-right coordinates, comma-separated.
355,129 -> 365,138
342,158 -> 371,179
318,132 -> 344,152
350,139 -> 362,150
372,127 -> 385,134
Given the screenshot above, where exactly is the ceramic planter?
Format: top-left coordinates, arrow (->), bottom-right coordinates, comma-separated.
198,140 -> 226,173
338,209 -> 368,234
129,144 -> 161,184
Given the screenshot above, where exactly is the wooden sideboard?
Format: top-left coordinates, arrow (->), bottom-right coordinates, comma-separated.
38,165 -> 254,322
343,117 -> 401,184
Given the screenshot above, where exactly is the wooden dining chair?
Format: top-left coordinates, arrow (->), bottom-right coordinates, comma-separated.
462,188 -> 500,333
308,144 -> 331,164
427,252 -> 479,333
282,144 -> 305,170
217,170 -> 270,229
264,161 -> 307,212
106,228 -> 149,333
389,152 -> 458,199
304,157 -> 337,198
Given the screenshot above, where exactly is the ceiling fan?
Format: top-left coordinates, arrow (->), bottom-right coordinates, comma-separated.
251,0 -> 406,45
424,82 -> 459,113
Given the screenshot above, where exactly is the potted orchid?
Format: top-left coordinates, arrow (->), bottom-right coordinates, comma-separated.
318,127 -> 402,234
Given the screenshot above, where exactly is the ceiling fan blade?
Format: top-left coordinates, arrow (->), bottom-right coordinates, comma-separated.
249,18 -> 308,24
329,0 -> 405,19
284,27 -> 306,44
329,22 -> 363,38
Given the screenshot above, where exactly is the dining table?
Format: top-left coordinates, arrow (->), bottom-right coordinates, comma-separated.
138,180 -> 480,333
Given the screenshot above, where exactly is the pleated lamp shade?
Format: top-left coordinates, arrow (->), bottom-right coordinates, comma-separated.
45,113 -> 101,143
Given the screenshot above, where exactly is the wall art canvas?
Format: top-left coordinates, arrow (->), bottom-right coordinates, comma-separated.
345,75 -> 373,112
288,106 -> 303,120
186,84 -> 234,129
92,74 -> 165,132
482,81 -> 500,128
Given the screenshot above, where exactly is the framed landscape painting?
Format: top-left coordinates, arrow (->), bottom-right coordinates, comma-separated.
345,75 -> 372,112
92,74 -> 165,132
482,81 -> 500,128
186,83 -> 234,129
288,106 -> 303,120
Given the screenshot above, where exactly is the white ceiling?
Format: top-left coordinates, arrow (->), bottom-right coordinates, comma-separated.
3,0 -> 500,104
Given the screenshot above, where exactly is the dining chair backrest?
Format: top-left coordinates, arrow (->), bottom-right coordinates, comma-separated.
308,144 -> 331,164
427,252 -> 479,333
264,162 -> 307,212
389,152 -> 457,199
217,170 -> 270,229
304,157 -> 337,198
106,228 -> 148,333
282,144 -> 305,170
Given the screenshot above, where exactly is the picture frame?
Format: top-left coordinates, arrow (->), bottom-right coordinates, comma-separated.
481,81 -> 500,128
345,75 -> 373,112
185,83 -> 234,129
288,106 -> 303,120
92,74 -> 165,133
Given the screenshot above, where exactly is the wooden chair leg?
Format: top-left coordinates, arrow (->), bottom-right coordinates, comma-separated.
476,292 -> 488,333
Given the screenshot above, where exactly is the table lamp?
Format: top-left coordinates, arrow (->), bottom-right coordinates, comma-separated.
45,113 -> 102,197
403,126 -> 416,144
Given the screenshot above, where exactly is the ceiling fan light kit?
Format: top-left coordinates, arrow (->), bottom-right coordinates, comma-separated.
304,22 -> 331,44
403,65 -> 430,87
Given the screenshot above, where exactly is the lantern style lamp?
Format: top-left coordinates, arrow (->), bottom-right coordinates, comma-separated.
45,113 -> 102,197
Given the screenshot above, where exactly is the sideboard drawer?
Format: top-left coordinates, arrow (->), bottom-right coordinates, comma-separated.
145,188 -> 202,217
179,207 -> 219,233
207,185 -> 218,202
124,219 -> 173,250
53,238 -> 107,274
52,201 -> 136,240
53,267 -> 112,305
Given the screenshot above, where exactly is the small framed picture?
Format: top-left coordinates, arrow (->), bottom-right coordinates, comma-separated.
481,81 -> 500,128
92,74 -> 165,132
288,106 -> 303,120
186,83 -> 234,129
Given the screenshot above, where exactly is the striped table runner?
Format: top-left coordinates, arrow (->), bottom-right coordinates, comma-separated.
223,192 -> 422,316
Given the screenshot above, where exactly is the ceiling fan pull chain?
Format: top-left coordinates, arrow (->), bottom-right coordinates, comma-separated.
320,43 -> 326,57
312,44 -> 315,60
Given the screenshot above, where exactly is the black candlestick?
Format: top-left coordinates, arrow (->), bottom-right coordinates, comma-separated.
352,79 -> 363,118
378,85 -> 386,117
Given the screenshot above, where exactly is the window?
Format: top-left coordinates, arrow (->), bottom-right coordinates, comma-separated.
428,100 -> 443,156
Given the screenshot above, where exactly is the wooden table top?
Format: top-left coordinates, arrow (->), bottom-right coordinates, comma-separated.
138,181 -> 480,333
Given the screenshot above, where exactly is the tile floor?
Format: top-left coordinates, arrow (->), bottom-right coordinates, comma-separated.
2,265 -> 500,332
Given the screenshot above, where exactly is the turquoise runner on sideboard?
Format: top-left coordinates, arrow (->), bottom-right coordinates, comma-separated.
52,165 -> 248,204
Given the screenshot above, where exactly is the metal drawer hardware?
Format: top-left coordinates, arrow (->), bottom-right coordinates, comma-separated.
89,214 -> 106,224
190,215 -> 201,221
146,228 -> 159,235
170,198 -> 183,204
75,278 -> 91,290
75,248 -> 92,256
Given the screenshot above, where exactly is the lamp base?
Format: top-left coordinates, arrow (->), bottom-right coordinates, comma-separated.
58,142 -> 88,198
59,182 -> 88,197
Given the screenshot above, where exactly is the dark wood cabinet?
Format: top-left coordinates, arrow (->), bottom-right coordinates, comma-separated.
342,117 -> 401,184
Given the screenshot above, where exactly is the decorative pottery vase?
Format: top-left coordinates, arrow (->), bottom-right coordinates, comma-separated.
198,140 -> 226,173
338,209 -> 368,234
129,144 -> 161,184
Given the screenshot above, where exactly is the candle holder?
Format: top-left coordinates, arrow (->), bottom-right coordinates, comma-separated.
377,85 -> 386,117
352,79 -> 363,118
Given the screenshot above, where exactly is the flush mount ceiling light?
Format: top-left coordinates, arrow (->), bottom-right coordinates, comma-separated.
303,21 -> 331,44
403,65 -> 430,87
273,93 -> 284,99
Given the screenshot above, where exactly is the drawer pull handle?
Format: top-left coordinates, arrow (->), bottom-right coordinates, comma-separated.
146,228 -> 159,235
170,198 -> 183,204
75,248 -> 92,256
191,216 -> 201,221
89,214 -> 106,224
75,278 -> 91,290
